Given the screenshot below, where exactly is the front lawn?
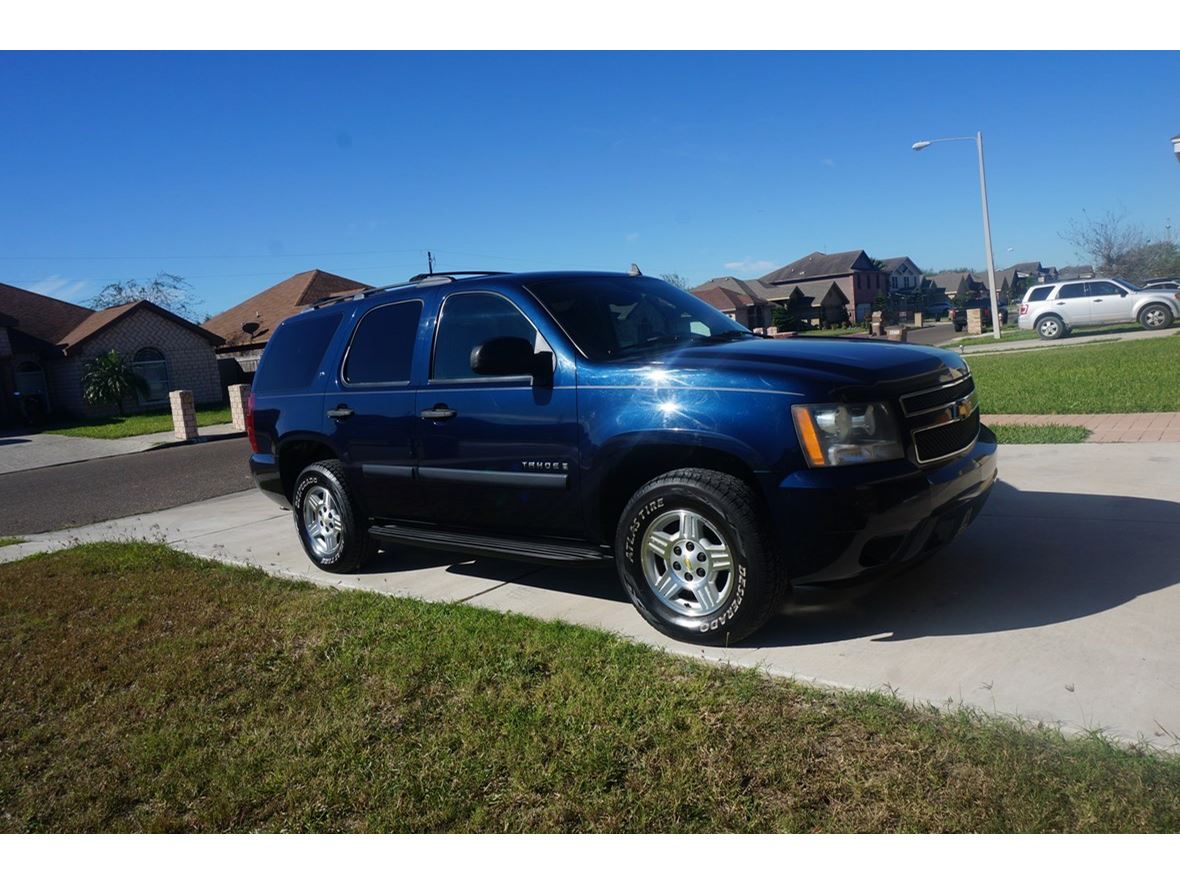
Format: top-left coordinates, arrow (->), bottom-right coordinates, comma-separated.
969,334 -> 1180,414
948,323 -> 1153,348
43,404 -> 233,440
2,543 -> 1178,833
991,424 -> 1090,444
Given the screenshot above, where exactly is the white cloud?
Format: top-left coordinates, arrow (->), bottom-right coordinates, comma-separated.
723,258 -> 776,275
625,232 -> 641,242
821,158 -> 836,167
30,275 -> 90,302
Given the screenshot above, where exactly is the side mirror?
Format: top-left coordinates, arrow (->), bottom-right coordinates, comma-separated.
470,336 -> 552,383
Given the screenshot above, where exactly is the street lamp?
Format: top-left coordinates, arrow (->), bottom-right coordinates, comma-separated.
913,132 -> 1002,340
1172,134 -> 1180,164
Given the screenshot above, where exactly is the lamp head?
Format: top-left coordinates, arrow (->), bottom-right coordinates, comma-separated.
912,140 -> 932,152
1172,134 -> 1180,164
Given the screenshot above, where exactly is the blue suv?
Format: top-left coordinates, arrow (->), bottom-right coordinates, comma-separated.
247,270 -> 997,644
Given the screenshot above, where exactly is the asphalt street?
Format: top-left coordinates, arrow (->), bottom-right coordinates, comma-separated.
0,436 -> 253,536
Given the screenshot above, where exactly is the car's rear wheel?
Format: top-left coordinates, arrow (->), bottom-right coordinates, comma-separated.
1138,304 -> 1174,330
1036,315 -> 1065,339
292,459 -> 377,573
614,468 -> 784,645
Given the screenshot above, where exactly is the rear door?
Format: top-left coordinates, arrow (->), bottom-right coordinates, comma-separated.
324,297 -> 425,520
413,289 -> 582,538
1052,282 -> 1092,326
1087,280 -> 1132,323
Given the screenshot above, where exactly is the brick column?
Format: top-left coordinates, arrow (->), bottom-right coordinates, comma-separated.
228,383 -> 250,431
886,326 -> 908,342
912,311 -> 923,328
966,309 -> 983,335
169,389 -> 198,441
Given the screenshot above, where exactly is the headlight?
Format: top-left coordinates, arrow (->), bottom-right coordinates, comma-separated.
791,402 -> 904,467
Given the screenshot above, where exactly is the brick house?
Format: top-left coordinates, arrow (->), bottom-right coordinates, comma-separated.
0,282 -> 223,426
202,269 -> 368,382
879,256 -> 924,294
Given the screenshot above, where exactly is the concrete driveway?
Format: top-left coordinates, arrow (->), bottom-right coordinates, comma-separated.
0,423 -> 239,475
4,442 -> 1178,748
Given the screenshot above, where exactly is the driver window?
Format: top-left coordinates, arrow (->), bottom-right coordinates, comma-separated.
432,293 -> 541,382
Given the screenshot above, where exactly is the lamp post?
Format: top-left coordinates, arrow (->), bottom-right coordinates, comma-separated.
913,132 -> 1002,340
1171,134 -> 1180,164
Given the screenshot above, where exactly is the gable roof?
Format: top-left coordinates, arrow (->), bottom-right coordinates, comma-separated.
58,300 -> 223,355
759,250 -> 876,286
0,281 -> 95,345
929,271 -> 977,293
202,269 -> 370,350
878,256 -> 923,275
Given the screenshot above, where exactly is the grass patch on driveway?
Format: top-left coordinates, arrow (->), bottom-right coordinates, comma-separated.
991,425 -> 1091,444
0,537 -> 25,548
969,334 -> 1180,414
3,542 -> 1179,833
43,405 -> 233,440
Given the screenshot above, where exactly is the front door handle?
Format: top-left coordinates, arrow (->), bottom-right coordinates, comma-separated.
420,404 -> 457,421
327,405 -> 354,420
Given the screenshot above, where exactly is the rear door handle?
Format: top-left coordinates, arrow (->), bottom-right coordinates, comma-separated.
327,405 -> 354,420
420,405 -> 457,421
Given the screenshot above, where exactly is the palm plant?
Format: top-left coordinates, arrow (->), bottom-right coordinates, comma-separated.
81,350 -> 149,416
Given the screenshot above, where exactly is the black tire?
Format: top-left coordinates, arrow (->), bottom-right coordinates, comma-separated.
614,468 -> 785,645
1138,303 -> 1174,331
1036,314 -> 1065,340
291,459 -> 377,573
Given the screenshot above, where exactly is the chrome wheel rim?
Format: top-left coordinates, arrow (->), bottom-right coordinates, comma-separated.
640,508 -> 734,617
1145,308 -> 1166,328
1040,319 -> 1059,337
302,485 -> 343,559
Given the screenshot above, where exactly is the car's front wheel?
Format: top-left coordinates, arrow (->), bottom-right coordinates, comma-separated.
1138,304 -> 1174,331
1036,315 -> 1065,339
292,459 -> 377,573
614,468 -> 785,645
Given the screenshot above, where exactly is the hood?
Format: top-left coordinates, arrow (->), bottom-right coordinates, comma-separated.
652,336 -> 968,391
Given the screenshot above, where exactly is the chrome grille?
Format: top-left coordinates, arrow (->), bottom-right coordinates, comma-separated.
899,373 -> 980,464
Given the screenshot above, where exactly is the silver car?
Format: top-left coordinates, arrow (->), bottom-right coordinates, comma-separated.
1018,278 -> 1179,339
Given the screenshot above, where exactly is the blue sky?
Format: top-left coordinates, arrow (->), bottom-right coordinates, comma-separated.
2,51 -> 1178,316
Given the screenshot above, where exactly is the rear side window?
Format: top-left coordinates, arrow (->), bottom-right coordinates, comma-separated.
343,300 -> 422,385
1025,285 -> 1052,302
1058,283 -> 1087,300
253,313 -> 343,393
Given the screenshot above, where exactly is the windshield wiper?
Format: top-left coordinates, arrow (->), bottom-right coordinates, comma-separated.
704,330 -> 755,341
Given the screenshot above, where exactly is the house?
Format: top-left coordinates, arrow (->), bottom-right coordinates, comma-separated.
690,276 -> 773,329
927,271 -> 986,302
0,282 -> 223,426
759,250 -> 889,322
1059,264 -> 1095,281
202,269 -> 369,381
879,257 -> 924,293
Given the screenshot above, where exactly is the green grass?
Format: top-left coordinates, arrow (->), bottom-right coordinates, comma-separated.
947,323 -> 1150,348
43,404 -> 233,440
0,538 -> 25,548
991,424 -> 1091,444
970,334 -> 1180,414
3,542 -> 1179,833
795,326 -> 864,338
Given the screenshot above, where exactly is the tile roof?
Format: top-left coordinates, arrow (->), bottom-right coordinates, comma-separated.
759,250 -> 876,286
0,281 -> 94,345
202,269 -> 370,350
878,256 -> 923,275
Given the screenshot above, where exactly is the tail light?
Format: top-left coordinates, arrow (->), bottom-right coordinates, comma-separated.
245,391 -> 259,453
1020,303 -> 1029,315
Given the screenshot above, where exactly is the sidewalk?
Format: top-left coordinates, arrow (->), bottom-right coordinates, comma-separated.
0,422 -> 241,475
954,327 -> 1176,355
987,412 -> 1180,443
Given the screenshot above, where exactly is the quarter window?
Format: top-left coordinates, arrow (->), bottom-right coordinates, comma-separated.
432,293 -> 539,382
253,313 -> 343,393
344,300 -> 422,384
132,347 -> 170,404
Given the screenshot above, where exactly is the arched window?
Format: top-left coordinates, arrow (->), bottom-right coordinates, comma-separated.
132,347 -> 170,404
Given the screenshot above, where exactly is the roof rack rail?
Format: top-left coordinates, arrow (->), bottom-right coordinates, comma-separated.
302,271 -> 509,312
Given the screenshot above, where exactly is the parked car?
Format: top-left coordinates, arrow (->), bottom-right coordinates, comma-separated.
950,298 -> 1008,332
1143,278 -> 1180,291
1018,278 -> 1179,339
924,300 -> 952,320
247,270 -> 997,644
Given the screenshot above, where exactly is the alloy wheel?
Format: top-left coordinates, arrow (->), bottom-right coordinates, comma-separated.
640,508 -> 734,617
302,485 -> 343,558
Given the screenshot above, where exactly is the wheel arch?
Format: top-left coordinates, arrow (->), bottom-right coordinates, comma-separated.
276,433 -> 341,503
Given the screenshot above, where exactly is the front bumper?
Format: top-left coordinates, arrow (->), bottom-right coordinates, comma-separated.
771,425 -> 998,586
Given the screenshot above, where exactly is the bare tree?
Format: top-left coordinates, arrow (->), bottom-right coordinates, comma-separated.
1062,211 -> 1147,278
88,272 -> 201,321
660,273 -> 692,290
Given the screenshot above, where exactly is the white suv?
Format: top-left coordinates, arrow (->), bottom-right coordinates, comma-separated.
1018,278 -> 1179,339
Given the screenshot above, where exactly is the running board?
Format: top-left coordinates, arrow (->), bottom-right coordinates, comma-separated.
368,524 -> 614,566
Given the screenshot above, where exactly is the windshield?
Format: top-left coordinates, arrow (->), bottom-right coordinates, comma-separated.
1113,278 -> 1140,291
525,276 -> 753,361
